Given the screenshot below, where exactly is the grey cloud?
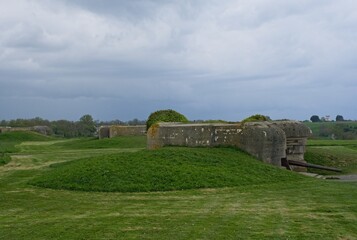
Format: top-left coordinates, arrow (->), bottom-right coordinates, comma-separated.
0,0 -> 356,121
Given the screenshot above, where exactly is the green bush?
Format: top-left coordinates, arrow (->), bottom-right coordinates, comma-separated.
242,114 -> 270,123
146,109 -> 189,130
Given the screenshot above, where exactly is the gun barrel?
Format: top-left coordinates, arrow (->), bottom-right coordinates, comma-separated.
288,160 -> 342,172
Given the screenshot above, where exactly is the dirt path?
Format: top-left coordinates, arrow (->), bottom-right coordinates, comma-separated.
299,172 -> 357,182
325,174 -> 357,182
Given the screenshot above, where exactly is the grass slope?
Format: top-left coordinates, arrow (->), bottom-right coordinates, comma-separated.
31,147 -> 305,192
0,131 -> 54,165
0,131 -> 54,142
52,136 -> 146,149
306,140 -> 357,174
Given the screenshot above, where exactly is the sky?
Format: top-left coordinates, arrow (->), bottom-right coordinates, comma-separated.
1,0 -> 356,122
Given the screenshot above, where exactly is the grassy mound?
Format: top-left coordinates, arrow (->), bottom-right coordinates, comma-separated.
305,146 -> 357,174
0,131 -> 54,166
306,140 -> 357,174
52,136 -> 146,149
0,131 -> 53,142
31,147 -> 305,192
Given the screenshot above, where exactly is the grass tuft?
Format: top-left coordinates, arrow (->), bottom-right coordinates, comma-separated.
0,153 -> 11,165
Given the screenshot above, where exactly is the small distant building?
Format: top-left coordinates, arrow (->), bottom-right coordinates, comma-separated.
147,121 -> 311,171
0,126 -> 51,135
32,126 -> 52,135
98,125 -> 146,139
0,127 -> 32,133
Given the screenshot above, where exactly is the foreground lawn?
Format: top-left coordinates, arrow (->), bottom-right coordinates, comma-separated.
1,173 -> 356,239
0,135 -> 356,239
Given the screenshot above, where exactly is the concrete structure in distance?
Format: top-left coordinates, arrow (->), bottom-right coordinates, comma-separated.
98,125 -> 146,139
147,121 -> 311,170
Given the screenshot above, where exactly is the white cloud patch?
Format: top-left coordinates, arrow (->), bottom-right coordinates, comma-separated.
0,0 -> 356,120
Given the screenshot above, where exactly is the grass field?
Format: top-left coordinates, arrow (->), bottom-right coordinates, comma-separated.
304,121 -> 357,140
0,132 -> 356,239
0,131 -> 55,166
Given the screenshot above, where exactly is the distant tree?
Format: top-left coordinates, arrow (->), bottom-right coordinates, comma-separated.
4,117 -> 50,128
336,115 -> 344,122
127,118 -> 145,126
78,114 -> 96,137
51,120 -> 77,138
310,115 -> 321,122
80,114 -> 94,124
97,119 -> 125,126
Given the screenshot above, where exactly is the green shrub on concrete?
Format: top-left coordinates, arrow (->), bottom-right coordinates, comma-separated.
242,114 -> 271,123
146,109 -> 189,130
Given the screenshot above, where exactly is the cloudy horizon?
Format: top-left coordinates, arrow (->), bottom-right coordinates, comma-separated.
1,0 -> 356,122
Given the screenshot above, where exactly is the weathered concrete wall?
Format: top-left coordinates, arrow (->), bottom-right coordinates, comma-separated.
110,125 -> 146,137
0,126 -> 52,135
238,122 -> 286,166
0,127 -> 32,133
99,125 -> 146,139
32,126 -> 51,135
147,121 -> 311,168
98,126 -> 110,139
147,122 -> 289,167
271,121 -> 311,171
147,123 -> 243,148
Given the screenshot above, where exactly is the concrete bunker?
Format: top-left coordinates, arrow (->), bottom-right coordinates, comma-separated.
147,121 -> 311,170
99,125 -> 146,139
271,121 -> 312,171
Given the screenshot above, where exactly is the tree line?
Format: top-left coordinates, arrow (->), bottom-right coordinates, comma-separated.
0,115 -> 146,138
310,115 -> 346,122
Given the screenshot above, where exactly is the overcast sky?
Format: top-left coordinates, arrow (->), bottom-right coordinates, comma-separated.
1,0 -> 356,122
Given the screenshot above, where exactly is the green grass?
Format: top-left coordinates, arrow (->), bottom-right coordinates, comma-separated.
307,139 -> 357,146
52,136 -> 147,149
0,137 -> 356,239
304,121 -> 357,139
0,131 -> 54,142
30,147 -> 305,192
0,153 -> 11,165
0,131 -> 55,165
306,140 -> 357,175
